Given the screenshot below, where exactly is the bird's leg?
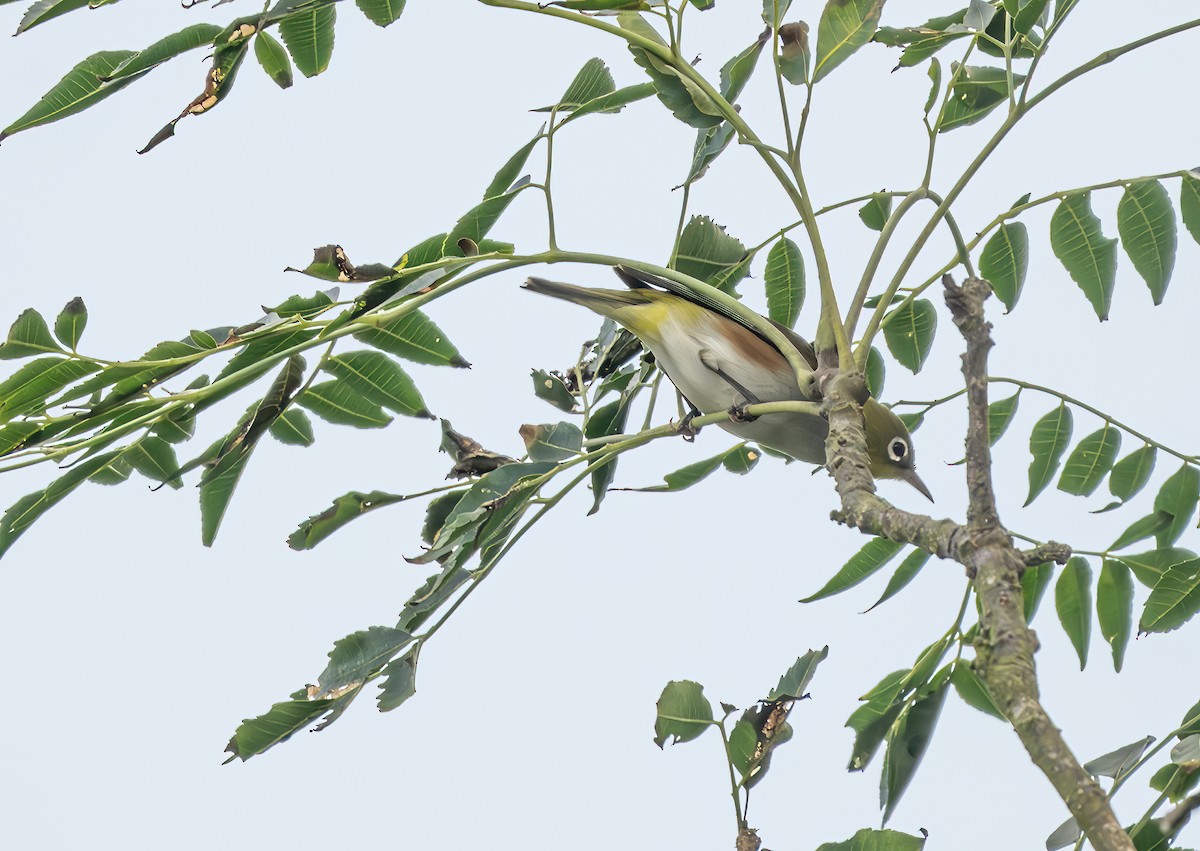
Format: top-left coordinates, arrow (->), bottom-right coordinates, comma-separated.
677,405 -> 703,442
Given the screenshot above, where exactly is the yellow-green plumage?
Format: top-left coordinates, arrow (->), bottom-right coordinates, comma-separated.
524,268 -> 930,500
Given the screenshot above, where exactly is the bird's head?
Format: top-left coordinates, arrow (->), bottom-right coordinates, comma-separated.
862,398 -> 932,501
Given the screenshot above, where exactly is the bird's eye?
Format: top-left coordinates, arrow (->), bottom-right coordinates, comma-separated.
888,438 -> 908,462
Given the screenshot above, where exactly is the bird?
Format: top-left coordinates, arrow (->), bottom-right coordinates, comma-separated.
524,265 -> 932,500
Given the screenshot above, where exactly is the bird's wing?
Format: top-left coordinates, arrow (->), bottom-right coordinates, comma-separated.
613,265 -> 817,370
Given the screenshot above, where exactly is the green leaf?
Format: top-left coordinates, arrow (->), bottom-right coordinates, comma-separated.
1013,0 -> 1051,33
1119,547 -> 1197,587
1180,173 -> 1200,246
950,661 -> 1004,720
297,380 -> 393,428
882,299 -> 936,373
1097,559 -> 1134,672
0,309 -> 64,359
812,0 -> 886,83
199,450 -> 247,547
1140,557 -> 1200,634
978,222 -> 1028,312
128,436 -> 183,489
0,357 -> 98,423
278,4 -> 336,78
867,548 -> 931,611
325,351 -> 432,419
923,57 -> 941,116
1110,512 -> 1172,553
1058,423 -> 1121,496
722,444 -> 760,474
719,30 -> 769,104
254,31 -> 294,89
762,0 -> 793,29
764,237 -> 805,327
1022,561 -> 1054,621
314,626 -> 414,697
224,698 -> 337,762
531,369 -> 577,412
1172,734 -> 1200,766
1149,763 -> 1200,804
14,0 -> 89,35
558,82 -> 656,124
846,669 -> 907,771
939,64 -> 1025,132
875,12 -> 969,69
987,392 -> 1020,446
0,422 -> 41,456
1025,404 -> 1073,505
1117,180 -> 1176,304
1045,817 -> 1082,851
1050,192 -> 1119,320
881,684 -> 947,823
356,0 -> 405,27
52,298 -> 87,350
801,537 -> 904,602
768,645 -> 829,700
269,408 -> 315,446
0,451 -> 117,559
864,345 -> 885,399
653,680 -> 714,747
536,58 -> 615,113
1108,445 -> 1157,505
1153,465 -> 1200,547
585,398 -> 630,514
288,490 -> 404,550
674,216 -> 748,288
1055,556 -> 1092,669
777,22 -> 810,84
620,13 -> 724,129
355,309 -> 470,369
858,194 -> 892,231
519,422 -> 582,462
815,828 -> 927,851
377,644 -> 419,711
420,491 -> 466,546
1084,735 -> 1155,779
442,177 -> 530,259
102,23 -> 223,82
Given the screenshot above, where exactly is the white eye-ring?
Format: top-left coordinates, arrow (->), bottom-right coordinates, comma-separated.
888,438 -> 909,462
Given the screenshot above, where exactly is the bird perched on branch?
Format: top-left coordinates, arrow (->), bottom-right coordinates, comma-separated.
524,265 -> 931,500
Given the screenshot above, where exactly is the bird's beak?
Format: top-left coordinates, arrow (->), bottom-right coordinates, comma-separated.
904,469 -> 934,502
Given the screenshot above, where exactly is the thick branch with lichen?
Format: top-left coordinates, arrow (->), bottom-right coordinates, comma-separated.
826,276 -> 1132,851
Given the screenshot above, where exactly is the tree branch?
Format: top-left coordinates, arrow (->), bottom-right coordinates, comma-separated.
945,275 -> 1133,851
826,276 -> 1133,851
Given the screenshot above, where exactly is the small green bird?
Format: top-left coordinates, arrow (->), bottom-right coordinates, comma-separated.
524,266 -> 931,500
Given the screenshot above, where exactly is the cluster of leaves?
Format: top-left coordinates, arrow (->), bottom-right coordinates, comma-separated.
2,0 -> 408,152
653,647 -> 927,851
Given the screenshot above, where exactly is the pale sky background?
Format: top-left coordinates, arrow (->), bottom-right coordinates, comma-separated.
1,2 -> 1198,849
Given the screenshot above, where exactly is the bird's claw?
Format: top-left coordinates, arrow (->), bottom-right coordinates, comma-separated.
677,410 -> 701,442
728,404 -> 758,423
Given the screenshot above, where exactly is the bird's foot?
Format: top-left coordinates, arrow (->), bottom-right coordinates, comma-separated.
728,403 -> 758,423
677,409 -> 702,442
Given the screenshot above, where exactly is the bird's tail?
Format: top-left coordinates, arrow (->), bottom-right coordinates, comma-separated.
523,277 -> 652,319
